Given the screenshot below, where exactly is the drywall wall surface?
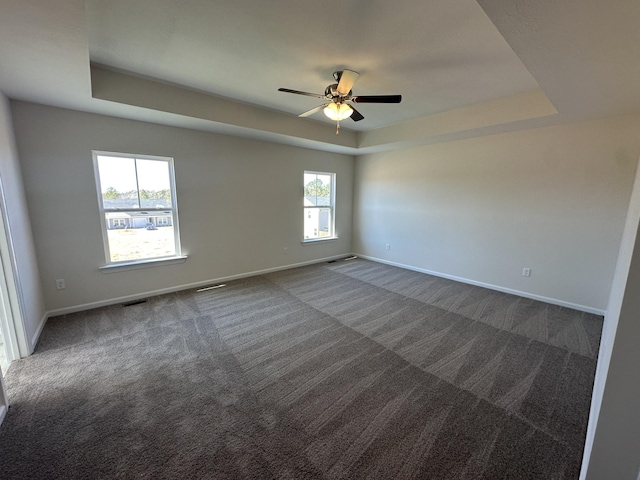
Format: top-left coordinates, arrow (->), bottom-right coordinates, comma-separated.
353,115 -> 640,312
585,150 -> 640,479
10,101 -> 354,312
0,94 -> 45,352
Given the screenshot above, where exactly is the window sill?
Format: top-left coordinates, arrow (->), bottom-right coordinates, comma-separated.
99,255 -> 188,273
302,237 -> 339,245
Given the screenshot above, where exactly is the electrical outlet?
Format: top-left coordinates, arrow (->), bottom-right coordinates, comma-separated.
283,247 -> 288,255
522,268 -> 531,277
55,279 -> 66,290
386,243 -> 391,251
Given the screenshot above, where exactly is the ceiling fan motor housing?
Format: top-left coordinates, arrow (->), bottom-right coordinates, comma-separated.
325,84 -> 351,100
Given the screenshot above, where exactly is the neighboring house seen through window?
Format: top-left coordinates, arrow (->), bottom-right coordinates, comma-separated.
304,171 -> 336,241
93,151 -> 182,265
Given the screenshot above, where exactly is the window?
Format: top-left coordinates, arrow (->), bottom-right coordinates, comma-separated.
303,171 -> 336,241
93,151 -> 182,265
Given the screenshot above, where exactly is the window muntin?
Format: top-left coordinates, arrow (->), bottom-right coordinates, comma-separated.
93,151 -> 181,264
304,171 -> 335,241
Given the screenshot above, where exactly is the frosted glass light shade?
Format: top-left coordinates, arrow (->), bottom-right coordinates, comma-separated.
324,103 -> 353,121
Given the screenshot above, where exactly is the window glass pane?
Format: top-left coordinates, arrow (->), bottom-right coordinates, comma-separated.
137,159 -> 173,209
304,173 -> 332,206
303,172 -> 318,206
304,207 -> 332,239
316,174 -> 332,206
105,212 -> 176,262
97,155 -> 139,209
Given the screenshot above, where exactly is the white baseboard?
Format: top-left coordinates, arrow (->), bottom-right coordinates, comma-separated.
39,252 -> 604,343
356,254 -> 606,316
28,311 -> 49,355
45,254 -> 352,318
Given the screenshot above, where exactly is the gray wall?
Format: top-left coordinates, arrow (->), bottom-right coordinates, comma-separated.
352,115 -> 640,313
0,94 -> 45,352
586,156 -> 640,479
10,101 -> 354,313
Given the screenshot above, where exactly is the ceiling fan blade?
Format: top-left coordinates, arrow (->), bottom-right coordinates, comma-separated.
278,88 -> 325,99
299,104 -> 329,118
336,69 -> 359,96
349,105 -> 364,122
351,95 -> 402,103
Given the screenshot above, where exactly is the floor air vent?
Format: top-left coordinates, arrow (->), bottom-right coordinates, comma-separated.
196,284 -> 226,292
123,299 -> 148,307
328,256 -> 357,264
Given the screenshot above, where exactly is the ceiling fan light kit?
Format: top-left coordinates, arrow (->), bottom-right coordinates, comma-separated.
324,103 -> 353,121
279,69 -> 401,135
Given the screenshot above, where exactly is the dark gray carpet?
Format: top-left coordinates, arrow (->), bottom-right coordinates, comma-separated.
0,259 -> 602,479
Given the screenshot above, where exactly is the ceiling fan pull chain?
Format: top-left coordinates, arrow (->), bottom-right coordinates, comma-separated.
336,120 -> 340,135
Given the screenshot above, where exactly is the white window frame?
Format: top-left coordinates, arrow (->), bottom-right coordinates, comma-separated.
303,170 -> 337,242
93,151 -> 184,268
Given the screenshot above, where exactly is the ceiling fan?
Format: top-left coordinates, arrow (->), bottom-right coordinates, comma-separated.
278,69 -> 402,134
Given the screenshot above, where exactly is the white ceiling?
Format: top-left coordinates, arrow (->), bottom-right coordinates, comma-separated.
86,0 -> 539,128
1,0 -> 640,154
